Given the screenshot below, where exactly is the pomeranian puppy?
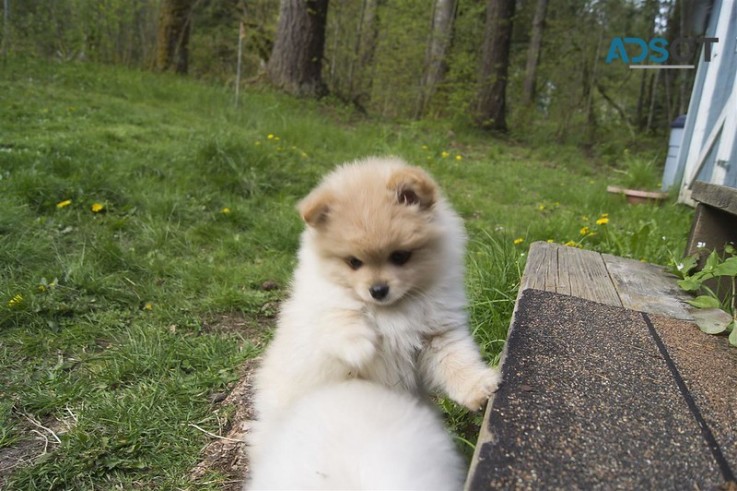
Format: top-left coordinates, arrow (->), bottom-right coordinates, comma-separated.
246,380 -> 465,490
250,157 -> 500,451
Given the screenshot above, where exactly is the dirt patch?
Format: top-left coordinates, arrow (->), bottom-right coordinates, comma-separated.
189,308 -> 276,489
0,411 -> 76,487
202,308 -> 277,343
190,357 -> 260,490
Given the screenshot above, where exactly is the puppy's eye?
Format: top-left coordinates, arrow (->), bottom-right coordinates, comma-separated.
389,250 -> 412,266
346,256 -> 364,270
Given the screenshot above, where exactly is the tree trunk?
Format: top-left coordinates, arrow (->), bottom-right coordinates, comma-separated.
415,0 -> 456,118
636,71 -> 649,131
351,0 -> 382,109
156,0 -> 194,74
267,0 -> 329,98
474,0 -> 516,132
521,0 -> 548,106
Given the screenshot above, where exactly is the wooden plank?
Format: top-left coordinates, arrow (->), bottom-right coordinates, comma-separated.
519,241 -> 557,292
557,245 -> 621,306
691,181 -> 737,216
523,242 -> 621,307
602,254 -> 693,320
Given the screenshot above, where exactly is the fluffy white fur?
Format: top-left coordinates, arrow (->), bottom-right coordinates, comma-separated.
246,380 -> 465,490
250,156 -> 500,458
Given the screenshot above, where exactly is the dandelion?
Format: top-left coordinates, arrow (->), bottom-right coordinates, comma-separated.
537,204 -> 546,211
221,207 -> 231,215
56,199 -> 72,209
580,226 -> 590,236
455,155 -> 463,161
267,134 -> 275,140
514,237 -> 524,245
441,151 -> 450,158
143,302 -> 153,311
596,216 -> 609,225
7,294 -> 23,308
547,239 -> 554,243
91,203 -> 105,213
564,240 -> 578,247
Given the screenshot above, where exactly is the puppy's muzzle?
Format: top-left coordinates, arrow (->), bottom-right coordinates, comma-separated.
369,283 -> 389,301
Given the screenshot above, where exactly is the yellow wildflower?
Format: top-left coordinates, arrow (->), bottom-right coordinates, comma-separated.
221,207 -> 231,215
455,155 -> 463,161
143,302 -> 153,311
7,294 -> 23,308
267,134 -> 275,140
564,240 -> 578,247
580,226 -> 590,236
513,237 -> 524,245
441,151 -> 450,158
91,203 -> 105,213
596,216 -> 609,225
538,204 -> 546,211
56,199 -> 72,209
546,239 -> 554,243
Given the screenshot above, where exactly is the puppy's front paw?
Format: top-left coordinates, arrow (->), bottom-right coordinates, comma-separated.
458,368 -> 501,411
332,322 -> 380,369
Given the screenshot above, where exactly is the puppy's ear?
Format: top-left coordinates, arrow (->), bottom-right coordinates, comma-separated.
298,188 -> 334,227
388,166 -> 437,210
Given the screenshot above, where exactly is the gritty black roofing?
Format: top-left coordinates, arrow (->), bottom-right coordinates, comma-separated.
468,289 -> 732,490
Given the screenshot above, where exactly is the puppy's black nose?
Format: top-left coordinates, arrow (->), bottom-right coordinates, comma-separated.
369,283 -> 389,300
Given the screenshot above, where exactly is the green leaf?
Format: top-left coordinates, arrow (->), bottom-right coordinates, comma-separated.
686,295 -> 721,309
704,249 -> 720,272
713,257 -> 737,277
676,255 -> 698,276
678,277 -> 702,291
729,323 -> 737,347
692,308 -> 732,334
724,244 -> 735,255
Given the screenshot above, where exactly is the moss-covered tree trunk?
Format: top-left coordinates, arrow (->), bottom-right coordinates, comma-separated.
267,0 -> 329,97
415,0 -> 457,118
156,0 -> 194,74
521,0 -> 548,106
474,0 -> 515,132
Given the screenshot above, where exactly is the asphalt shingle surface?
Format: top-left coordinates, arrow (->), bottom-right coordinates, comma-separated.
468,289 -> 733,490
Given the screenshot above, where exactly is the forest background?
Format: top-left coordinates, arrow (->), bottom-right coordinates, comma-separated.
1,0 -> 698,156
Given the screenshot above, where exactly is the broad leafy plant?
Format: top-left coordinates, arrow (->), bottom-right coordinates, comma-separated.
675,244 -> 737,347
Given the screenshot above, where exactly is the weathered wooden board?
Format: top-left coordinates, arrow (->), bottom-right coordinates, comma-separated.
521,242 -> 693,320
522,242 -> 620,307
602,253 -> 693,320
519,241 -> 559,293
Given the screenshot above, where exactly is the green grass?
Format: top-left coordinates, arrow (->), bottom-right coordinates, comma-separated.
0,57 -> 693,488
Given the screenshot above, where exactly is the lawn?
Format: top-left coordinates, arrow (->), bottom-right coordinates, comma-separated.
0,58 -> 693,489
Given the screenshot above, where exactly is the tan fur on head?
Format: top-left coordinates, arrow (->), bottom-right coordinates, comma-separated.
386,166 -> 437,210
298,188 -> 334,228
297,157 -> 444,305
